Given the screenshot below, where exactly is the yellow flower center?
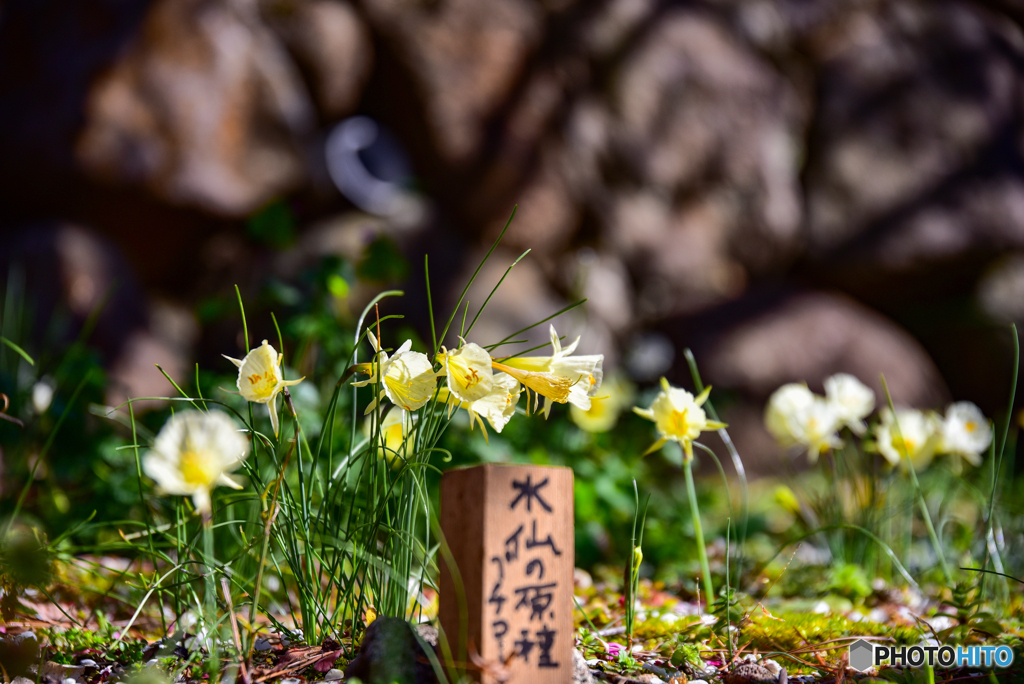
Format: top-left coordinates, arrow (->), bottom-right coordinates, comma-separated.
666,409 -> 691,438
180,450 -> 219,487
385,374 -> 419,411
449,356 -> 484,392
247,371 -> 278,399
894,436 -> 917,456
965,421 -> 977,433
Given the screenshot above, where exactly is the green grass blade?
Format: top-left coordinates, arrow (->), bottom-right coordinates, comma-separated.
464,249 -> 530,337
436,205 -> 516,353
235,284 -> 250,353
484,299 -> 587,352
425,255 -> 438,355
0,336 -> 34,365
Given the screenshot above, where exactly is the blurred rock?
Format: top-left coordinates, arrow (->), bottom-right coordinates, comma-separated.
76,0 -> 315,216
460,250 -> 566,352
3,224 -> 192,411
573,250 -> 633,336
573,647 -> 595,684
805,0 -> 1024,258
261,0 -> 372,117
978,253 -> 1024,324
605,10 -> 805,270
703,291 -> 947,407
362,0 -> 544,162
607,191 -> 748,318
5,224 -> 147,363
106,300 -> 198,410
522,9 -> 808,321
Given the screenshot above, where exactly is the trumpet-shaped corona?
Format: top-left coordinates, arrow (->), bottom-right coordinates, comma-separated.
492,361 -> 572,408
938,401 -> 991,468
824,373 -> 875,435
437,341 -> 494,403
143,409 -> 250,514
224,340 -> 304,438
875,407 -> 940,471
353,332 -> 436,413
764,383 -> 842,461
436,372 -> 522,439
502,325 -> 604,416
633,378 -> 726,461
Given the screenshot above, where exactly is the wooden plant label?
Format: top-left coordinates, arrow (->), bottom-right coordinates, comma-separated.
439,464 -> 574,684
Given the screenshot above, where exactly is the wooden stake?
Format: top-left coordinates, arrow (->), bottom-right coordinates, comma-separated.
439,464 -> 574,684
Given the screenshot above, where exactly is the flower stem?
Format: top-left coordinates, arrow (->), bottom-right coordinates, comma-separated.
908,464 -> 953,584
683,458 -> 715,606
879,376 -> 953,585
202,514 -> 220,674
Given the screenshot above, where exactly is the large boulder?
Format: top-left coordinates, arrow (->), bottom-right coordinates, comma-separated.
76,0 -> 318,216
804,0 -> 1024,262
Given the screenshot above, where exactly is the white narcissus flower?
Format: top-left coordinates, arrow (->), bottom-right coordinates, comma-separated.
437,372 -> 522,439
352,332 -> 436,414
764,382 -> 842,461
765,383 -> 816,447
633,378 -> 726,460
437,341 -> 494,403
790,397 -> 843,462
875,407 -> 940,470
502,325 -> 604,417
938,401 -> 991,467
467,372 -> 522,437
143,410 -> 250,515
824,373 -> 875,435
224,340 -> 304,438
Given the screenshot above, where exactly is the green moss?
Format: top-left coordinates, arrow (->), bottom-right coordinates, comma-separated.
740,611 -> 920,657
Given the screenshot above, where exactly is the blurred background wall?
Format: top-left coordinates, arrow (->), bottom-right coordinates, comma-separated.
2,0 -> 1023,472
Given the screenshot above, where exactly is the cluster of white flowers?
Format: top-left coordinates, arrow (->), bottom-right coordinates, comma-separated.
765,374 -> 874,462
144,325 -> 604,514
354,323 -> 604,439
875,402 -> 992,471
765,373 -> 993,470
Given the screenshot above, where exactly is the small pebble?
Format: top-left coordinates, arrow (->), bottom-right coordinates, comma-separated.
691,680 -> 709,684
867,608 -> 888,623
323,669 -> 343,681
254,638 -> 273,652
15,631 -> 37,644
78,660 -> 97,667
280,678 -> 302,684
63,678 -> 76,684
